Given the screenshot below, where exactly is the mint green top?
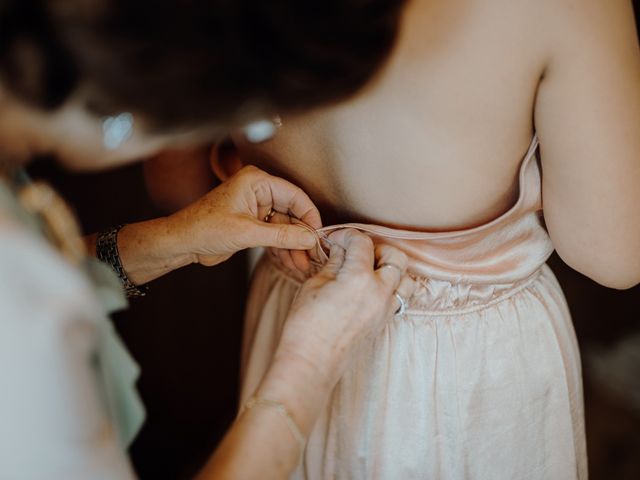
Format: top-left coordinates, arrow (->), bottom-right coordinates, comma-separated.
0,174 -> 144,478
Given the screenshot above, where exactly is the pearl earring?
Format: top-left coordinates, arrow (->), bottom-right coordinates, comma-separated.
102,112 -> 134,150
243,115 -> 282,143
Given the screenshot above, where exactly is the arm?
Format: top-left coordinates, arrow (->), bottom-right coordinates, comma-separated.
197,230 -> 413,479
85,165 -> 323,285
535,0 -> 640,289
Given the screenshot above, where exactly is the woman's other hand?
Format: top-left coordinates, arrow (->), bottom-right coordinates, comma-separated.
107,165 -> 321,286
262,229 -> 413,400
167,165 -> 322,269
203,229 -> 413,480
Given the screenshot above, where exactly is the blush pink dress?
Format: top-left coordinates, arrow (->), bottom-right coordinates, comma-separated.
239,136 -> 588,479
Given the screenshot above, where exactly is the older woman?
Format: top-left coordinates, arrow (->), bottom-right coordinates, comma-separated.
0,0 -> 410,478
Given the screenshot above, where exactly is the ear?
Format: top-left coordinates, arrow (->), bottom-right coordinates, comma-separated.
209,138 -> 243,181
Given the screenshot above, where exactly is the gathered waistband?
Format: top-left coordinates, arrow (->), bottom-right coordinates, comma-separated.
264,252 -> 543,316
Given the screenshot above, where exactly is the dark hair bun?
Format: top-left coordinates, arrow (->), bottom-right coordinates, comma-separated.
0,0 -> 78,108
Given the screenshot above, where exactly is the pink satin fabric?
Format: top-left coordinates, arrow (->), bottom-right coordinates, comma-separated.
240,136 -> 588,479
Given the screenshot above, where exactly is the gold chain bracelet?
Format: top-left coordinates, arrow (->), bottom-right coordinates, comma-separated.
243,396 -> 306,452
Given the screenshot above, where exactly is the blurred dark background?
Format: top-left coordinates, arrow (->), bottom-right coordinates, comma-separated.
29,2 -> 640,478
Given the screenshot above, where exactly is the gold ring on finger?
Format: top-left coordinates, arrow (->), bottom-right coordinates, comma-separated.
264,208 -> 276,223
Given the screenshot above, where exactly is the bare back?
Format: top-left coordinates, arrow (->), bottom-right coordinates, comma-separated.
147,0 -> 639,287
233,0 -> 548,230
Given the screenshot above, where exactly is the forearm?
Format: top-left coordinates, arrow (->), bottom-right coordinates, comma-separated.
85,217 -> 195,286
197,352 -> 333,479
86,165 -> 322,288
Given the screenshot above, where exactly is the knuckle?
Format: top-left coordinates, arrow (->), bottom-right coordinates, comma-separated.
236,165 -> 262,183
255,181 -> 272,200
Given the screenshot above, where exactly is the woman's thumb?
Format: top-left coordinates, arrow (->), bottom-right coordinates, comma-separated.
248,220 -> 318,250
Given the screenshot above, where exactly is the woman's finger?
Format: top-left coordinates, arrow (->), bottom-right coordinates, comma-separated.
277,243 -> 298,272
326,229 -> 375,273
291,249 -> 312,273
258,211 -> 315,272
374,244 -> 408,293
245,219 -> 317,250
316,243 -> 346,278
250,169 -> 322,229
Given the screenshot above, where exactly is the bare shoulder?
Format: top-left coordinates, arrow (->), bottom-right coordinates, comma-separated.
475,0 -> 638,62
535,0 -> 638,53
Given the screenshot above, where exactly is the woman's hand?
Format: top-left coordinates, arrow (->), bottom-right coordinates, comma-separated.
102,165 -> 322,286
254,229 -> 415,440
199,229 -> 414,480
167,164 -> 322,268
268,229 -> 414,391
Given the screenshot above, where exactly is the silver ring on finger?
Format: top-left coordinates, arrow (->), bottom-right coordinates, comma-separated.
394,292 -> 407,316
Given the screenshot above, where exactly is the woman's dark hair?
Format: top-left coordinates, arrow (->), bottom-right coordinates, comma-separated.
0,0 -> 405,130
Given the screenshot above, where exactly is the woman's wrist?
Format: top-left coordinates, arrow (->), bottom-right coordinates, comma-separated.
275,309 -> 354,389
114,217 -> 196,285
256,349 -> 336,438
198,349 -> 331,480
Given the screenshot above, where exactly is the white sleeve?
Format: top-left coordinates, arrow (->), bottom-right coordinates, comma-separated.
0,225 -> 136,480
